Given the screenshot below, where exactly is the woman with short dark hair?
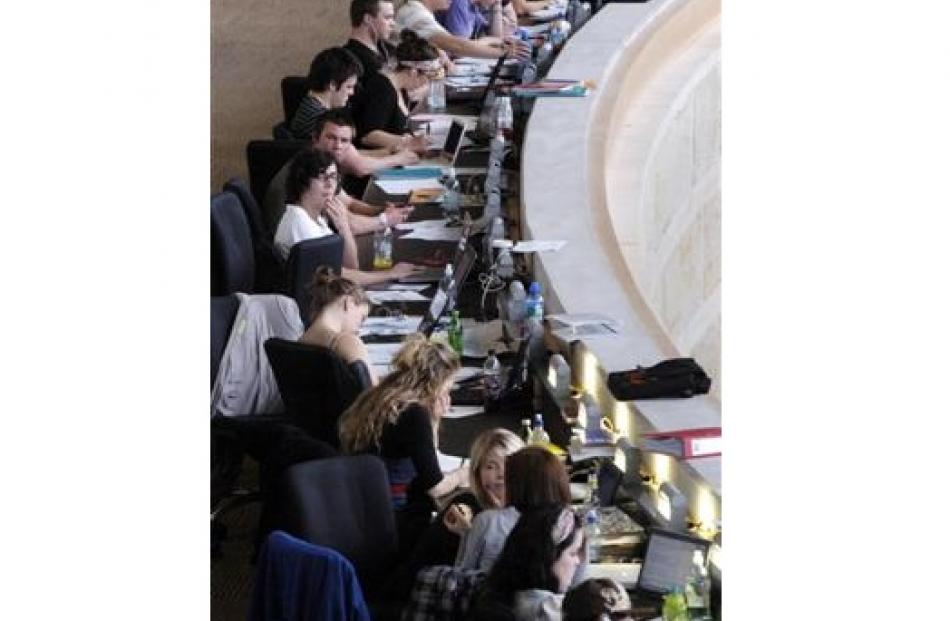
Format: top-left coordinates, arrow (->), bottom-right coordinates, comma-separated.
289,47 -> 363,139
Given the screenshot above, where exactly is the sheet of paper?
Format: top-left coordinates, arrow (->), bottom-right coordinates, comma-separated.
375,178 -> 444,195
453,366 -> 485,385
461,319 -> 510,358
365,342 -> 404,365
446,75 -> 490,88
442,405 -> 484,420
384,284 -> 430,291
366,290 -> 430,304
400,227 -> 464,242
511,240 -> 567,253
437,450 -> 466,472
396,218 -> 451,231
359,315 -> 423,337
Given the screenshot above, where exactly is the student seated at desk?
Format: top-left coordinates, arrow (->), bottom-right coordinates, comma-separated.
299,266 -> 377,386
456,446 -> 572,573
338,334 -> 470,554
562,578 -> 634,621
350,31 -> 441,154
436,0 -> 504,43
288,47 -> 362,140
264,110 -> 418,233
273,150 -> 422,285
397,0 -> 527,60
345,0 -> 396,88
469,505 -> 586,620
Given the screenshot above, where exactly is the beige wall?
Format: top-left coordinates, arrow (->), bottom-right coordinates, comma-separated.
211,0 -> 351,191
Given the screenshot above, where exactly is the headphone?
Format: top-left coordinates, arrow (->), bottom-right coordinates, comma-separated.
365,13 -> 391,65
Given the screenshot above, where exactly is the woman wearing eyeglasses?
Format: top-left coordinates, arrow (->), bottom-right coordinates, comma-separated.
350,30 -> 442,154
274,149 -> 421,284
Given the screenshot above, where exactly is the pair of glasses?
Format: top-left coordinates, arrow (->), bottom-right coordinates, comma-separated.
316,172 -> 339,183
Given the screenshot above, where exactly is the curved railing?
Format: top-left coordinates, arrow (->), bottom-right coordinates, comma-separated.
521,0 -> 721,532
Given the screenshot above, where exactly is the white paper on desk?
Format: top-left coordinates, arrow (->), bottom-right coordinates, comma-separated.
396,218 -> 450,231
375,178 -> 444,195
400,227 -> 464,242
453,366 -> 484,385
437,450 -> 466,472
461,319 -> 510,358
446,75 -> 490,88
366,290 -> 430,304
365,342 -> 404,365
442,405 -> 483,419
359,315 -> 422,337
447,64 -> 492,77
511,240 -> 567,253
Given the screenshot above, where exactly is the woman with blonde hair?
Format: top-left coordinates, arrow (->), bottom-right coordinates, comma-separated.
298,266 -> 377,385
339,333 -> 469,551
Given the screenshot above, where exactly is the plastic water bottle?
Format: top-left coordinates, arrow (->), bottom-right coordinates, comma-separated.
587,469 -> 600,508
489,129 -> 506,166
428,79 -> 446,111
373,226 -> 393,269
448,310 -> 464,355
527,413 -> 550,446
480,91 -> 497,136
496,246 -> 514,280
520,62 -> 537,85
685,550 -> 712,620
442,169 -> 461,221
495,96 -> 513,140
584,509 -> 602,563
482,349 -> 502,407
537,41 -> 554,66
506,280 -> 526,337
525,281 -> 544,321
520,418 -> 532,443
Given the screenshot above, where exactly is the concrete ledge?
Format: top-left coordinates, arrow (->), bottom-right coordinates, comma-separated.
521,0 -> 721,531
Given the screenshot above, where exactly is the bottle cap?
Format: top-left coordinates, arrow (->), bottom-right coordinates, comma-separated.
528,281 -> 541,295
487,348 -> 496,356
492,238 -> 514,249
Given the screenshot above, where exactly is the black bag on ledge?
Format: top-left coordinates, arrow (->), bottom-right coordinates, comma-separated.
607,358 -> 712,400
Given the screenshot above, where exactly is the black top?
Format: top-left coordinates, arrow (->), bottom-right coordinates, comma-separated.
344,38 -> 385,87
370,403 -> 443,510
351,72 -> 410,148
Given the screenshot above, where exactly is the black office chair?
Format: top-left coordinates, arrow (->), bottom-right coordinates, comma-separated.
284,236 -> 344,324
273,455 -> 398,599
246,139 -> 308,215
280,75 -> 309,123
272,120 -> 296,141
211,191 -> 255,296
223,177 -> 285,293
263,337 -> 371,447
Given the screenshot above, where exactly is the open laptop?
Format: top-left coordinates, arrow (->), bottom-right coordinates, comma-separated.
422,119 -> 466,163
417,244 -> 477,336
399,218 -> 475,283
628,528 -> 712,607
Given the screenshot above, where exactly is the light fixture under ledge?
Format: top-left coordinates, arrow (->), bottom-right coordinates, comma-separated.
638,479 -> 688,532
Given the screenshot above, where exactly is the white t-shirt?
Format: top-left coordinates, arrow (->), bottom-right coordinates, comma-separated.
273,205 -> 335,260
397,0 -> 450,40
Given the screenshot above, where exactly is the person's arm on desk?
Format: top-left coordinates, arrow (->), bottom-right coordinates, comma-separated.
511,0 -> 550,16
338,142 -> 420,178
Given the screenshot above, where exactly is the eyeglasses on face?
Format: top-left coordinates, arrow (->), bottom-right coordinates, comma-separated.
316,172 -> 339,183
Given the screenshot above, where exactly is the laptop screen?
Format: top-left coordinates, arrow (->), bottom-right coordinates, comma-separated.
442,120 -> 465,161
418,245 -> 476,336
477,54 -> 508,114
636,529 -> 711,596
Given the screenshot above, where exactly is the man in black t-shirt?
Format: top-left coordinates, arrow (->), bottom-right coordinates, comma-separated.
345,0 -> 397,87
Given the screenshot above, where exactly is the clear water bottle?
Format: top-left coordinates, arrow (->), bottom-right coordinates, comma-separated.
520,61 -> 537,85
520,418 -> 533,443
479,91 -> 497,137
489,129 -> 506,165
448,310 -> 464,355
442,169 -> 461,221
584,509 -> 602,563
496,246 -> 514,280
527,412 -> 550,446
428,78 -> 446,111
482,349 -> 502,407
685,550 -> 712,620
506,280 -> 526,337
525,281 -> 544,321
495,96 -> 513,140
587,469 -> 600,508
373,226 -> 393,269
537,41 -> 554,66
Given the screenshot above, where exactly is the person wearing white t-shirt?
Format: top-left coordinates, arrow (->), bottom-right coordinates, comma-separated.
274,150 -> 422,285
397,0 -> 529,60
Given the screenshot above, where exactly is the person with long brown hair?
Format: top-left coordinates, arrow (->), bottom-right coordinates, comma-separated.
338,333 -> 469,550
298,266 -> 377,385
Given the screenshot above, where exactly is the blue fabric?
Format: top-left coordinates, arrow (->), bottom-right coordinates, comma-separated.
248,531 -> 371,621
436,0 -> 487,39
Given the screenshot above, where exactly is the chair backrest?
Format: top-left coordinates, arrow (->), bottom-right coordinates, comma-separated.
211,294 -> 241,389
284,236 -> 344,324
263,337 -> 370,446
223,177 -> 286,293
211,192 -> 255,296
281,75 -> 309,123
248,530 -> 371,621
272,120 -> 296,141
246,139 -> 308,212
275,456 -> 398,593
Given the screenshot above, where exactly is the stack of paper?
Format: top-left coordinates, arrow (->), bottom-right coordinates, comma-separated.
511,240 -> 567,253
359,315 -> 423,337
366,290 -> 430,304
